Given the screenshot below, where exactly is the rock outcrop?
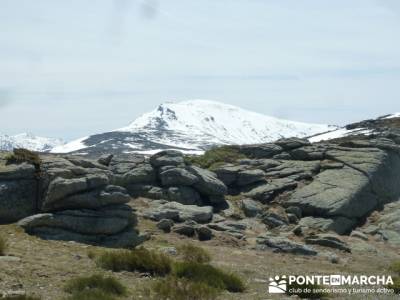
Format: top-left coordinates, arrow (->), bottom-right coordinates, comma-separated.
0,158 -> 38,224
1,152 -> 144,247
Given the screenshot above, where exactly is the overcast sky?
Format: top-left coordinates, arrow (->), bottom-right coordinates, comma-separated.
1,0 -> 400,140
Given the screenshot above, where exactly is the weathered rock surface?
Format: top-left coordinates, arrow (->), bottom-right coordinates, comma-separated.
241,198 -> 262,217
305,234 -> 351,252
0,158 -> 38,223
256,235 -> 318,255
143,201 -> 213,223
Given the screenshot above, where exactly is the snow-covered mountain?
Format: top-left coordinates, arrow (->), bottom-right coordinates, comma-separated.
52,100 -> 335,156
0,133 -> 64,152
309,112 -> 400,143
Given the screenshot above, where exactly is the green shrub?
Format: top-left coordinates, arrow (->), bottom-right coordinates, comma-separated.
185,146 -> 246,169
388,277 -> 400,294
178,244 -> 211,264
286,281 -> 329,299
64,274 -> 126,297
65,289 -> 117,300
151,276 -> 219,300
97,248 -> 172,276
0,235 -> 7,256
389,261 -> 400,275
5,148 -> 41,167
3,296 -> 41,300
174,262 -> 245,293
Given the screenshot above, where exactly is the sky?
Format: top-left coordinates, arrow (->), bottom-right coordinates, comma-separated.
0,0 -> 400,141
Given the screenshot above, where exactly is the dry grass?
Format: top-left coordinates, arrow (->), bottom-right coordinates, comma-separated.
173,261 -> 245,293
185,146 -> 246,169
178,244 -> 211,264
96,248 -> 172,276
150,276 -> 219,300
0,235 -> 6,255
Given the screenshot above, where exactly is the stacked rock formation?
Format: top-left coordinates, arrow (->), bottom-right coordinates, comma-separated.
0,152 -> 144,248
105,150 -> 227,208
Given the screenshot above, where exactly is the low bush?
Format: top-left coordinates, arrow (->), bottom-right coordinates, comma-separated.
185,146 -> 246,169
286,281 -> 329,299
3,296 -> 41,300
389,261 -> 400,275
5,148 -> 41,167
0,235 -> 7,256
178,244 -> 211,264
64,274 -> 126,297
388,277 -> 400,294
151,276 -> 219,300
65,289 -> 117,300
97,248 -> 172,276
174,261 -> 245,293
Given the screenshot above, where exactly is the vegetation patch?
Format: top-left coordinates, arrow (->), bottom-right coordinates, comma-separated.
65,289 -> 118,300
150,276 -> 219,300
389,261 -> 400,275
0,235 -> 7,256
185,146 -> 246,169
178,244 -> 211,264
64,274 -> 126,300
97,248 -> 172,276
174,261 -> 245,293
5,148 -> 41,167
286,281 -> 329,299
3,296 -> 41,300
388,277 -> 400,294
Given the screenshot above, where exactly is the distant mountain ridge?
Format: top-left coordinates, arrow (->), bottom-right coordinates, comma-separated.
51,100 -> 334,156
0,133 -> 64,152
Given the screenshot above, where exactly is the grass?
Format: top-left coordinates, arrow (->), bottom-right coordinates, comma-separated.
388,261 -> 400,294
178,244 -> 211,264
0,235 -> 7,256
64,274 -> 126,300
174,261 -> 245,293
388,277 -> 400,294
97,248 -> 172,276
5,148 -> 41,167
65,289 -> 118,300
3,296 -> 41,300
150,276 -> 219,300
185,146 -> 246,169
286,281 -> 329,299
389,261 -> 400,275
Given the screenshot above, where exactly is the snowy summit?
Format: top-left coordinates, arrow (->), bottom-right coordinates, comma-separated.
52,100 -> 334,156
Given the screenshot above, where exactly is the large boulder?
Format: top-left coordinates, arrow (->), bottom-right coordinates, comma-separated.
187,166 -> 227,196
245,178 -> 297,203
117,164 -> 156,186
42,185 -> 131,211
143,201 -> 213,223
159,168 -> 198,186
238,144 -> 283,159
0,162 -> 38,223
299,216 -> 356,235
150,150 -> 185,167
19,205 -> 136,236
237,169 -> 266,186
167,186 -> 202,205
256,235 -> 317,255
42,174 -> 109,210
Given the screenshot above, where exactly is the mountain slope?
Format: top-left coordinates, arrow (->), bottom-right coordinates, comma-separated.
0,133 -> 64,152
52,100 -> 335,156
309,112 -> 400,143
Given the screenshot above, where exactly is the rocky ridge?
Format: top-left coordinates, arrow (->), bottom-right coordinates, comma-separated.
0,115 -> 399,256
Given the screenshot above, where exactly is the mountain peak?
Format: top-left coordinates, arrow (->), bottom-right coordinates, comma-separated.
0,133 -> 64,152
53,100 -> 333,156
